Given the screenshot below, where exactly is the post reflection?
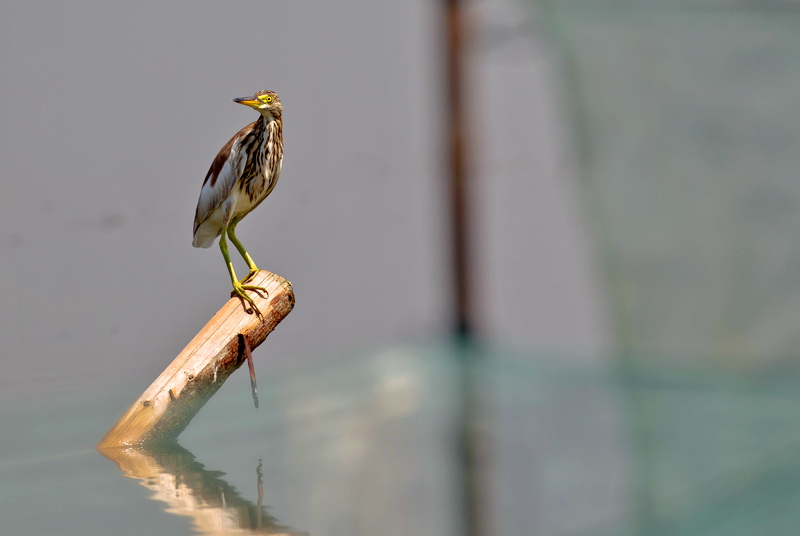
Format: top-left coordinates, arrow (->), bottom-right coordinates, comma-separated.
99,442 -> 306,536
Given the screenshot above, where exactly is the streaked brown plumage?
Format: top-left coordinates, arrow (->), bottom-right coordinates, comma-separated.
192,90 -> 284,314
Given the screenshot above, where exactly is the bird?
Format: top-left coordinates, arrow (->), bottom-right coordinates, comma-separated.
192,90 -> 284,314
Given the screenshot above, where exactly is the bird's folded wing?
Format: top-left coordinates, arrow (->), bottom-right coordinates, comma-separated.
193,136 -> 247,234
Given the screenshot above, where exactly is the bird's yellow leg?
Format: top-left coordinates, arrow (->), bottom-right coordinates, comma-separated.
219,228 -> 267,314
227,221 -> 260,284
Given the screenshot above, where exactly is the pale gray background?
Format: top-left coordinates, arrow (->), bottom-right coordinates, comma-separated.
0,1 -> 611,534
0,0 -> 606,401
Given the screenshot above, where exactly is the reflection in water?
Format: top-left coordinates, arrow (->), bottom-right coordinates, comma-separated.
99,442 -> 306,535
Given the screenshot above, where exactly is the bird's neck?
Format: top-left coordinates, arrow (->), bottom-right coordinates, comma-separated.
258,111 -> 280,125
260,114 -> 282,141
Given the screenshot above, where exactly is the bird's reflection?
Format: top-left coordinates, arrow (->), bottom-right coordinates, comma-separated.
99,442 -> 306,535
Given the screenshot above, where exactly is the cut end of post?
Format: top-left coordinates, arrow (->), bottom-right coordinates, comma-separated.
98,270 -> 294,449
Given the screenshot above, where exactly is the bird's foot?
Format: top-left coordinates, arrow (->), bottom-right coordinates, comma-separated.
240,268 -> 260,285
231,282 -> 269,315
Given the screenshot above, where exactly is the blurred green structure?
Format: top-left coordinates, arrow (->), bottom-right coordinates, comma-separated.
542,0 -> 800,366
527,1 -> 800,534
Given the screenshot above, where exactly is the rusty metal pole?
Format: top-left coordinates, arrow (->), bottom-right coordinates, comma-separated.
445,0 -> 473,339
444,2 -> 483,536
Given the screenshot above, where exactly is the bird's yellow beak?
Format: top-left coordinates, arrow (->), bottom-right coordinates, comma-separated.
233,96 -> 260,108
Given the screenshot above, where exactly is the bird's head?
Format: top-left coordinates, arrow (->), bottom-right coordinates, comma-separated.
233,90 -> 282,120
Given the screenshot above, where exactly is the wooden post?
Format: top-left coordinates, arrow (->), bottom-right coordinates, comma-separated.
98,271 -> 294,449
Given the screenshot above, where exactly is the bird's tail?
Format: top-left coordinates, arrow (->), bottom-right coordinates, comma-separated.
192,227 -> 218,248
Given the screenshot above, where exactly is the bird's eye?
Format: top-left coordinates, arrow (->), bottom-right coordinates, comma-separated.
259,95 -> 273,104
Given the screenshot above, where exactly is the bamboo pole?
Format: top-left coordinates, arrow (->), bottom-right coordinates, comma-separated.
98,270 -> 294,449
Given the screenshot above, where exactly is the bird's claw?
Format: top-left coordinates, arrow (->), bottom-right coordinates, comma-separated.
241,284 -> 269,296
231,283 -> 268,316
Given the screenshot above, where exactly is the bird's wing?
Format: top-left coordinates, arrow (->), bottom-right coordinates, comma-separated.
193,122 -> 255,234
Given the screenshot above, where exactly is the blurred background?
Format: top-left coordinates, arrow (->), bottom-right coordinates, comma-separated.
3,0 -> 800,535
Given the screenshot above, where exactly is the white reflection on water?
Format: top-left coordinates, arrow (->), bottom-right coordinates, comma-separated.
100,443 -> 306,536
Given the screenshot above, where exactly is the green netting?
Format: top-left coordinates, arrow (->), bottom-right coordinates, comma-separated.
515,5 -> 800,534
538,3 -> 800,367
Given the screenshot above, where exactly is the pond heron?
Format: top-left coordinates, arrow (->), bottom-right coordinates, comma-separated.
192,90 -> 284,314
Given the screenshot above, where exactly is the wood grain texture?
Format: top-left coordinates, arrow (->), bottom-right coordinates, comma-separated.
98,271 -> 294,448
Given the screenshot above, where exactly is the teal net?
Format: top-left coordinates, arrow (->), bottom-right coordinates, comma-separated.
541,1 -> 800,367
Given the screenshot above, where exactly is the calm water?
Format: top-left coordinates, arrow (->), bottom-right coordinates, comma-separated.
5,342 -> 800,535
1,344 -> 459,536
